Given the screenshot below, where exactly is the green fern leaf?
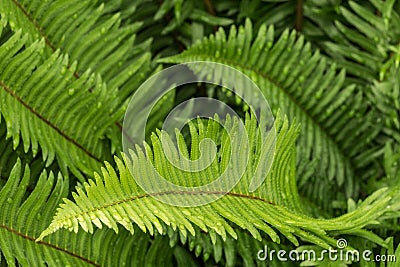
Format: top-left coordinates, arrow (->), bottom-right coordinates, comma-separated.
39,114 -> 394,250
0,0 -> 152,100
0,0 -> 155,152
319,0 -> 400,83
311,0 -> 400,199
0,22 -> 120,180
371,64 -> 400,146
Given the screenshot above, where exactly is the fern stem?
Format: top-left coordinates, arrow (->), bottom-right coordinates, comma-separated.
295,0 -> 304,32
203,0 -> 216,16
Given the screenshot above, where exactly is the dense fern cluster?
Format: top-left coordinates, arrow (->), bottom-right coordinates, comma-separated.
0,0 -> 399,266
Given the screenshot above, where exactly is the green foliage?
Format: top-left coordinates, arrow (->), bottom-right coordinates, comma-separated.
0,0 -> 399,266
160,19 -> 377,211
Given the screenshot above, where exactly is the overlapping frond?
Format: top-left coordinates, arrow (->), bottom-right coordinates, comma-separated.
385,238 -> 400,267
0,22 -> 120,180
39,114 -> 395,251
308,0 -> 400,197
370,64 -> 400,147
158,19 -> 379,210
126,0 -> 233,57
318,0 -> 400,84
0,0 -> 152,102
0,120 -> 61,192
0,120 -> 31,179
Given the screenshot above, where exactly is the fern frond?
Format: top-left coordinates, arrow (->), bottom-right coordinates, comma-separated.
123,0 -> 234,57
318,0 -> 400,84
0,0 -> 152,102
309,0 -> 400,198
0,120 -> 61,191
0,23 -> 120,180
158,19 -> 378,210
384,237 -> 400,267
370,64 -> 400,147
39,114 -> 394,251
0,159 -> 199,266
0,120 -> 33,179
351,63 -> 400,186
